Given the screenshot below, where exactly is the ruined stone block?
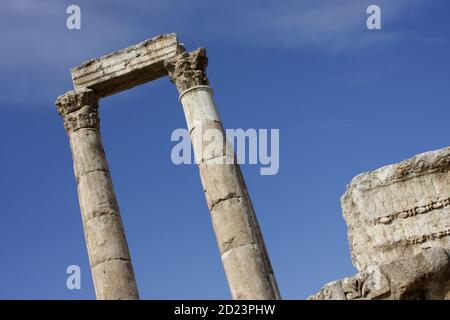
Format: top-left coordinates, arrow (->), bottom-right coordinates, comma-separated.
84,213 -> 131,268
343,147 -> 450,270
311,147 -> 450,300
71,33 -> 184,97
309,248 -> 450,300
221,244 -> 276,300
210,197 -> 255,254
91,259 -> 139,300
198,156 -> 246,210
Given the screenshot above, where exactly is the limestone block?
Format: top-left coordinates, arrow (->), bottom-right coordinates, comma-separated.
91,259 -> 139,300
342,147 -> 450,270
190,120 -> 232,163
381,247 -> 450,299
198,156 -> 246,210
77,170 -> 120,221
71,33 -> 184,97
309,281 -> 347,300
309,248 -> 450,300
179,85 -> 220,132
221,244 -> 276,300
210,197 -> 255,254
69,128 -> 109,179
84,213 -> 131,268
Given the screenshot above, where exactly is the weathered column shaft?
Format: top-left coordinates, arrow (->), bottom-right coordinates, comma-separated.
56,89 -> 139,300
166,49 -> 280,300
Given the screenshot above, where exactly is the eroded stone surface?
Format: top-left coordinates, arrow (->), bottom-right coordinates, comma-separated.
309,248 -> 450,300
343,147 -> 450,270
71,33 -> 184,97
92,259 -> 139,300
311,147 -> 450,300
166,48 -> 209,94
222,244 -> 278,300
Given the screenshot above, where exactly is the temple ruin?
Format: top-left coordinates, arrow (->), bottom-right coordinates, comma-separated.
55,33 -> 280,300
55,33 -> 449,300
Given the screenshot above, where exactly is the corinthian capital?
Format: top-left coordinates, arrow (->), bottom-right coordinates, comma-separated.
165,48 -> 210,93
55,89 -> 100,132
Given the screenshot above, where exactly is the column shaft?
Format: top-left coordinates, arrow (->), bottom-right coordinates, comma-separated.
167,49 -> 280,300
56,90 -> 139,300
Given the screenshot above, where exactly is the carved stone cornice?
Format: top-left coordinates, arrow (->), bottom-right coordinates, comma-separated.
55,89 -> 100,132
165,48 -> 209,93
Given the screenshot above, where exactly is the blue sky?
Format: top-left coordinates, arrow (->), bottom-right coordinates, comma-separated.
0,0 -> 449,299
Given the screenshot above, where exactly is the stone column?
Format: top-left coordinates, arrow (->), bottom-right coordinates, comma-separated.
56,89 -> 139,300
166,49 -> 281,300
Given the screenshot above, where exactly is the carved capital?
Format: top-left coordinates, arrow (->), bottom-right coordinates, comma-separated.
165,48 -> 209,93
55,89 -> 100,132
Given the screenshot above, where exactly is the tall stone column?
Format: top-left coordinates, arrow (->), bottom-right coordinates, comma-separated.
166,49 -> 281,300
56,89 -> 139,300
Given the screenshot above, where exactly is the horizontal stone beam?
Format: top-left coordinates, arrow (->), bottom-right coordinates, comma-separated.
71,33 -> 185,98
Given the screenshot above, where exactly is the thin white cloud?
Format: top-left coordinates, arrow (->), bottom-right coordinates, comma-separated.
0,0 -> 445,108
211,0 -> 442,51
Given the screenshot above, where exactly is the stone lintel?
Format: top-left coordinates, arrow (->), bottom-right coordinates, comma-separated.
71,33 -> 185,98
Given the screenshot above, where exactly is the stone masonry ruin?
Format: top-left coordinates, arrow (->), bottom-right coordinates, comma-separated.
311,147 -> 450,300
55,34 -> 280,300
56,33 -> 449,300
